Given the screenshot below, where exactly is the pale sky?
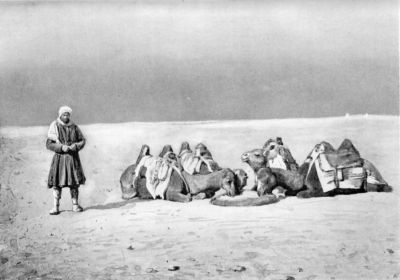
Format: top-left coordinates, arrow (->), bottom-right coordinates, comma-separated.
0,0 -> 398,126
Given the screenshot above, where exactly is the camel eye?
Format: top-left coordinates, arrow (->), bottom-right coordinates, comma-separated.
254,152 -> 261,156
269,145 -> 275,150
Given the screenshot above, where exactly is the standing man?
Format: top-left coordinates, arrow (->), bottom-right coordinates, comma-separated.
46,106 -> 86,215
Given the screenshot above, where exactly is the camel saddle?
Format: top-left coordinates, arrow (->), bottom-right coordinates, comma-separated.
315,139 -> 366,191
134,155 -> 176,199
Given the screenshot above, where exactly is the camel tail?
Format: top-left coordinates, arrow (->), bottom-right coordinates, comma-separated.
210,195 -> 280,207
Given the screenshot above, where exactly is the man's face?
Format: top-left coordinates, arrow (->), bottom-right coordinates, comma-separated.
60,112 -> 70,124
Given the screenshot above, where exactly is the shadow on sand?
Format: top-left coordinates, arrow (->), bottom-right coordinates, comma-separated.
83,198 -> 150,211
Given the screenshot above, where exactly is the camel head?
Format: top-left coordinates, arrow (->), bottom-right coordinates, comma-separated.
263,137 -> 283,150
262,137 -> 299,170
233,169 -> 248,194
262,140 -> 282,161
241,148 -> 267,173
262,137 -> 284,158
220,169 -> 239,197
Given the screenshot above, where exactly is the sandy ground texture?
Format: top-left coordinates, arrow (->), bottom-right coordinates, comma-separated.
0,115 -> 399,280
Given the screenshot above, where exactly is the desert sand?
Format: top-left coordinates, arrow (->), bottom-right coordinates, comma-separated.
0,115 -> 399,280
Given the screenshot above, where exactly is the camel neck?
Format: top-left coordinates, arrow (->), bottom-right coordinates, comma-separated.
248,163 -> 265,174
183,171 -> 222,194
298,162 -> 310,177
205,172 -> 222,188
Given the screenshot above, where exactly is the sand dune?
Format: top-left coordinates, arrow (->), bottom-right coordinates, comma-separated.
0,115 -> 399,279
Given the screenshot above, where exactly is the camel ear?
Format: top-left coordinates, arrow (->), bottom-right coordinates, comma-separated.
263,138 -> 274,149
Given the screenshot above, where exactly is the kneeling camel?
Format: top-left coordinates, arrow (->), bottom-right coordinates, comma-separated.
212,139 -> 392,206
120,145 -> 244,202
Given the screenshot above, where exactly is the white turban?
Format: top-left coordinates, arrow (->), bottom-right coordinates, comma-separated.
48,106 -> 73,142
58,106 -> 72,117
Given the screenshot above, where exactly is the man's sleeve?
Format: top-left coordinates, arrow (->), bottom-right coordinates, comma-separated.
46,139 -> 63,153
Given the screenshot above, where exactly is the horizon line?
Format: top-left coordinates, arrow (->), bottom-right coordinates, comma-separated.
1,114 -> 398,131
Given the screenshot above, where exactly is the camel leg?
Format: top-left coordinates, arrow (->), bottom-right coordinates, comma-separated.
366,183 -> 392,192
297,164 -> 324,198
193,193 -> 207,200
324,188 -> 363,196
165,189 -> 192,203
284,186 -> 306,196
264,184 -> 276,194
297,187 -> 325,198
381,185 -> 393,192
256,181 -> 276,196
296,190 -> 314,198
164,169 -> 192,202
210,189 -> 227,202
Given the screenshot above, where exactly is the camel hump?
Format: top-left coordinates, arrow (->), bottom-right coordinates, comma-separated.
179,141 -> 192,155
210,195 -> 280,207
324,139 -> 362,168
195,142 -> 207,149
337,139 -> 360,157
319,141 -> 335,153
135,144 -> 151,165
159,145 -> 174,158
